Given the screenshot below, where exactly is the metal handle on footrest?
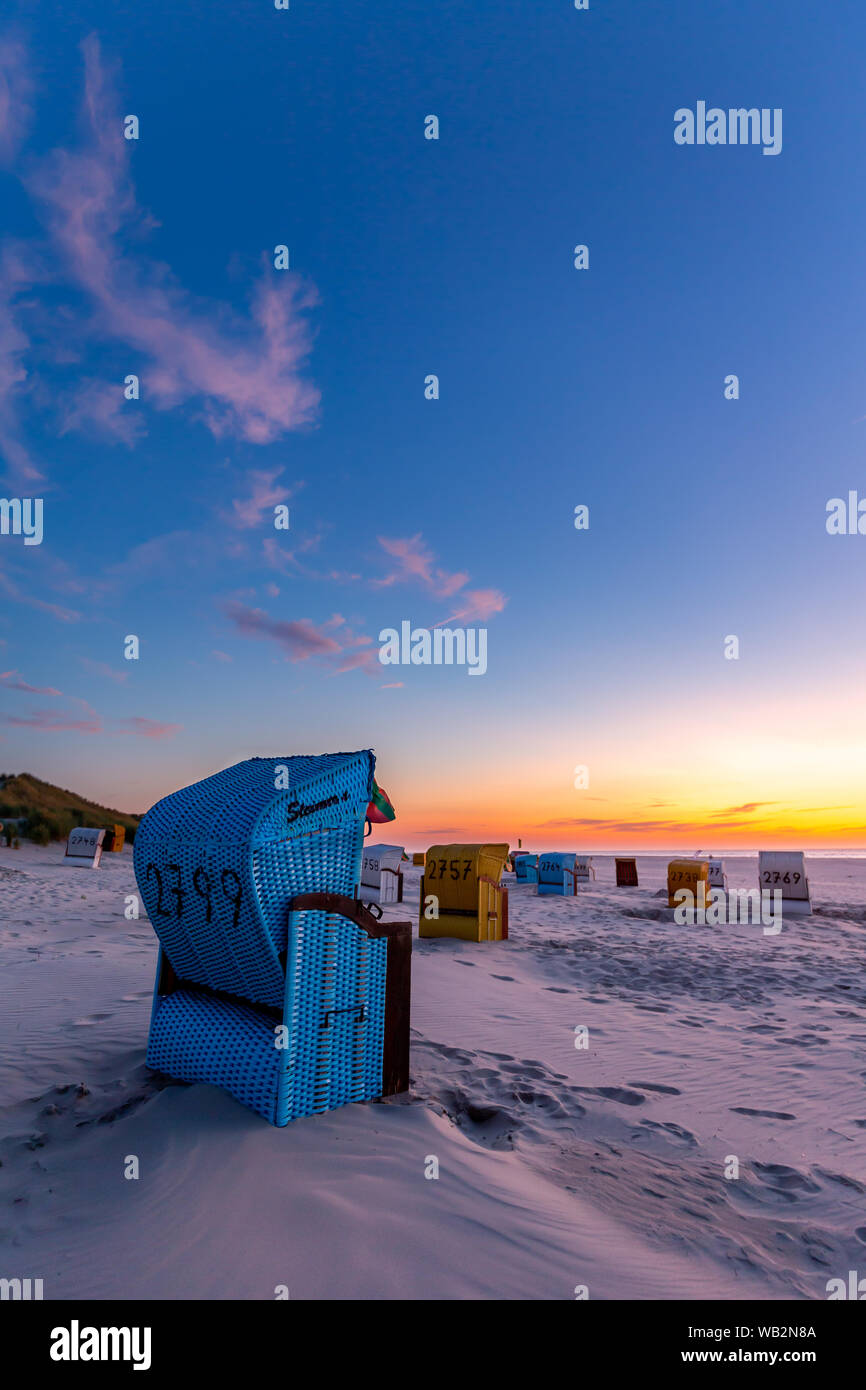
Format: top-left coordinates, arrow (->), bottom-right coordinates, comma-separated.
322,1003 -> 367,1028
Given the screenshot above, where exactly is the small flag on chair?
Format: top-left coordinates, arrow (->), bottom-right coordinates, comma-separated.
367,781 -> 396,823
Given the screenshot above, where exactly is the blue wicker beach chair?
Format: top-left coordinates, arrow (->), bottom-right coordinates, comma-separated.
537,852 -> 578,896
514,853 -> 538,883
134,751 -> 411,1126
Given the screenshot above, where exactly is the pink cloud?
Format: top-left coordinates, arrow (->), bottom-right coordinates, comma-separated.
437,587 -> 507,624
1,707 -> 102,733
0,669 -> 62,695
224,601 -> 343,662
230,469 -> 297,529
59,377 -> 143,444
374,534 -> 468,597
0,246 -> 41,485
79,657 -> 128,684
0,565 -> 81,622
211,650 -> 232,663
0,36 -> 33,166
116,716 -> 181,739
262,534 -> 361,585
224,600 -> 383,677
27,36 -> 320,447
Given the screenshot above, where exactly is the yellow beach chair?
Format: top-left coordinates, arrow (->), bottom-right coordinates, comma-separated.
419,844 -> 509,941
667,859 -> 710,908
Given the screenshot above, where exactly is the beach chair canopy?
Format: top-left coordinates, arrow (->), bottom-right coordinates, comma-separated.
135,751 -> 374,1010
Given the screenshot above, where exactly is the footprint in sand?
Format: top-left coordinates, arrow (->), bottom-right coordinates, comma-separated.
753,1162 -> 820,1193
636,1119 -> 697,1148
575,1085 -> 646,1107
730,1106 -> 796,1120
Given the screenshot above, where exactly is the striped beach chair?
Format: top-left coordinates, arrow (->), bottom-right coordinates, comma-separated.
134,751 -> 411,1125
575,855 -> 595,882
537,852 -> 578,896
419,844 -> 509,941
615,857 -> 639,887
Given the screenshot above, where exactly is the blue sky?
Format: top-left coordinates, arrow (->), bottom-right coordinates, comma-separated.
1,0 -> 864,846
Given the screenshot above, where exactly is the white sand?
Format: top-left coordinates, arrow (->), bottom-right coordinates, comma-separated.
1,843 -> 864,1300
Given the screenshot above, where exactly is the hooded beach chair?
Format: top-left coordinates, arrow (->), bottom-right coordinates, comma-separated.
419,844 -> 509,941
667,859 -> 710,908
707,857 -> 727,892
103,823 -> 126,853
758,850 -> 811,914
64,826 -> 105,869
134,751 -> 411,1126
513,852 -> 538,883
358,844 -> 405,906
537,852 -> 578,896
615,857 -> 639,887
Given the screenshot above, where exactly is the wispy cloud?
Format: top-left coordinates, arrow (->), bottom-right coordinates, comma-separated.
28,36 -> 319,443
115,716 -> 181,739
229,469 -> 298,529
59,377 -> 144,444
374,534 -> 468,597
1,34 -> 319,471
0,563 -> 81,622
0,668 -> 62,695
79,657 -> 128,684
0,246 -> 41,485
224,601 -> 343,662
1,707 -> 101,733
224,600 -> 383,676
438,587 -> 508,624
0,35 -> 33,166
